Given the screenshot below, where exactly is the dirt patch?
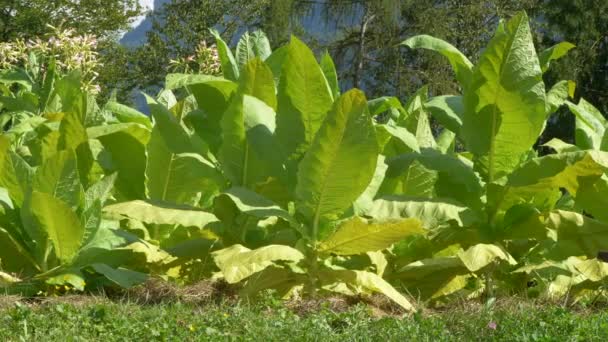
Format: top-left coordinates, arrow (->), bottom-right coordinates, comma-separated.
119,278 -> 236,305
0,295 -> 21,309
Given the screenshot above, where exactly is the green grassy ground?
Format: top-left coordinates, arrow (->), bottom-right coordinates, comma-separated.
1,294 -> 608,341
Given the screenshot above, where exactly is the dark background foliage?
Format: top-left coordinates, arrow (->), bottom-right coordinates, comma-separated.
2,0 -> 607,143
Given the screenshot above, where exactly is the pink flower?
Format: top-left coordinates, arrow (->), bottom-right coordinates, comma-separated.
487,322 -> 497,330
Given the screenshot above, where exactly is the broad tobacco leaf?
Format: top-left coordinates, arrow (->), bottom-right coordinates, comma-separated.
462,12 -> 546,181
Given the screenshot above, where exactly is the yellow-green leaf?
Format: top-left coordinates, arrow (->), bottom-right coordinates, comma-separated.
319,217 -> 424,255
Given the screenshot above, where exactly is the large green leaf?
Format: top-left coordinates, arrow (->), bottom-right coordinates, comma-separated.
104,101 -> 152,128
380,150 -> 484,209
424,95 -> 464,135
146,113 -> 223,205
296,89 -> 378,238
368,96 -> 405,121
380,159 -> 438,198
90,123 -> 150,200
319,269 -> 415,311
546,80 -> 575,116
0,187 -> 13,209
458,243 -> 516,272
462,12 -> 546,181
58,111 -> 94,187
25,191 -> 84,264
91,263 -> 147,288
402,35 -> 473,87
0,227 -> 37,274
319,216 -> 424,255
217,187 -> 296,225
147,150 -> 222,206
566,98 -> 606,150
219,59 -> 281,187
368,196 -> 480,229
375,123 -> 420,155
0,136 -> 34,207
507,150 -> 608,198
240,266 -> 306,299
210,28 -> 239,81
547,210 -> 608,259
353,155 -> 388,215
576,175 -> 608,222
164,73 -> 230,91
32,149 -> 82,209
236,31 -> 272,68
103,200 -> 219,228
275,36 -> 334,163
392,257 -> 469,300
212,244 -> 304,283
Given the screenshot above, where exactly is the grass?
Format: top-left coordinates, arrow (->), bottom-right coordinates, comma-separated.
1,291 -> 608,341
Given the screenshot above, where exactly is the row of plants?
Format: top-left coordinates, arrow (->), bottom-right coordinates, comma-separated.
1,11 -> 608,310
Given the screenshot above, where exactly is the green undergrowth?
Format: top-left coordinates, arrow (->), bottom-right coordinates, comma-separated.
1,291 -> 608,341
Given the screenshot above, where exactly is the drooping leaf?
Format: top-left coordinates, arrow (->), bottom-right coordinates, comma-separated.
424,95 -> 464,135
547,210 -> 608,259
217,187 -> 296,225
380,150 -> 484,209
91,263 -> 147,288
319,269 -> 415,311
462,12 -> 546,181
402,35 -> 473,87
576,175 -> 608,222
296,89 -> 378,237
104,101 -> 152,128
367,96 -> 405,121
546,80 -> 575,116
375,123 -> 420,155
457,243 -> 517,272
566,98 -> 607,150
392,257 -> 469,300
240,266 -> 306,298
103,200 -> 219,228
539,42 -> 576,73
212,244 -> 305,283
0,187 -> 13,209
90,123 -> 150,200
507,150 -> 608,198
542,138 -> 579,154
368,196 -> 480,229
319,216 -> 424,255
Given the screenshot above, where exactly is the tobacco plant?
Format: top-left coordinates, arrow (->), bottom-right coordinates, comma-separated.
374,11 -> 608,302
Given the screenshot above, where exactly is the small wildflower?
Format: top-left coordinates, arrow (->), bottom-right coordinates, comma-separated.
487,321 -> 497,330
188,324 -> 196,332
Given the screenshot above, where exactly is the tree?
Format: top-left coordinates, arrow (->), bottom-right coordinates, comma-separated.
0,0 -> 142,41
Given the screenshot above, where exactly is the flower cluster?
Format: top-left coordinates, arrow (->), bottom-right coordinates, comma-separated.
0,26 -> 101,93
169,41 -> 222,76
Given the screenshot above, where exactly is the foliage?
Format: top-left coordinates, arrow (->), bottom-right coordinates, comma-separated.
1,10 -> 608,312
0,0 -> 142,41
